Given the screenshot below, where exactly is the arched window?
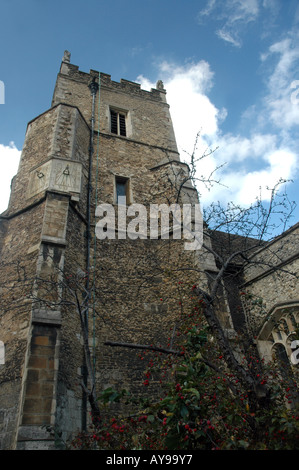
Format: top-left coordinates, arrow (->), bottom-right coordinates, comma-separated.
273,343 -> 290,367
272,342 -> 298,406
256,302 -> 299,365
256,302 -> 299,406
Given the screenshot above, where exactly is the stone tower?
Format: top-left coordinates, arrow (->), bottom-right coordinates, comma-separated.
0,52 -> 218,449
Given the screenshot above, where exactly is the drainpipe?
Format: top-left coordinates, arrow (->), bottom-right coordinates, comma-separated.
87,76 -> 99,294
82,76 -> 99,431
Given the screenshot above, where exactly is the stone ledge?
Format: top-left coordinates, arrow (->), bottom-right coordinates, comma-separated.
17,424 -> 53,441
17,425 -> 56,450
41,235 -> 67,247
32,309 -> 62,326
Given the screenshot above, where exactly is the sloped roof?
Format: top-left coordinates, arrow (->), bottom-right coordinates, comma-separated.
209,229 -> 266,268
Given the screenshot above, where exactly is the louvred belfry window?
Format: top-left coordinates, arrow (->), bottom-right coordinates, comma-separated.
110,109 -> 127,136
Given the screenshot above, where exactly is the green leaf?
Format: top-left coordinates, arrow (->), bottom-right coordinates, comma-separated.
165,433 -> 180,450
184,387 -> 200,398
180,404 -> 189,418
147,415 -> 155,423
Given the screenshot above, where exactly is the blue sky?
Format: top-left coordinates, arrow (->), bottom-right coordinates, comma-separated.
0,0 -> 299,229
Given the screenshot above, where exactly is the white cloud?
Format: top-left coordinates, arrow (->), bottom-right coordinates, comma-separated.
216,29 -> 242,48
199,0 -> 259,23
261,34 -> 299,130
0,142 -> 21,213
213,31 -> 299,205
198,0 -> 217,19
215,133 -> 277,163
262,0 -> 280,15
137,58 -> 298,208
137,60 -> 223,154
198,0 -> 260,47
219,148 -> 297,206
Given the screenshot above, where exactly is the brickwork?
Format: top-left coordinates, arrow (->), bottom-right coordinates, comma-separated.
20,324 -> 58,426
0,202 -> 46,449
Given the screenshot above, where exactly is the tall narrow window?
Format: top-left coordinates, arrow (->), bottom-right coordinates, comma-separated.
116,176 -> 129,204
110,109 -> 127,136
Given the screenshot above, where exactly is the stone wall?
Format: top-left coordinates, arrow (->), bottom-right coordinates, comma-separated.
0,202 -> 46,449
0,53 -> 223,449
241,223 -> 299,367
0,67 -> 91,447
242,223 -> 299,334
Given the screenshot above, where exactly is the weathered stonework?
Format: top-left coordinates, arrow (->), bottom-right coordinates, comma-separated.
241,223 -> 299,365
0,52 -> 298,449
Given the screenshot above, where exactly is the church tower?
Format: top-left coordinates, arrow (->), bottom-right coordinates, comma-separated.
0,52 -> 217,449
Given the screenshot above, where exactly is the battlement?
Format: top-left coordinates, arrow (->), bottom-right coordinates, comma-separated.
58,50 -> 166,102
51,51 -> 176,152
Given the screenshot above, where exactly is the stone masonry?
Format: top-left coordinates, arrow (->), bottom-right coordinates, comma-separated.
0,52 -> 217,449
0,51 -> 298,449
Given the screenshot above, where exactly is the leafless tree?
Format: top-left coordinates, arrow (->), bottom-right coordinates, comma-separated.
1,133 -> 298,424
